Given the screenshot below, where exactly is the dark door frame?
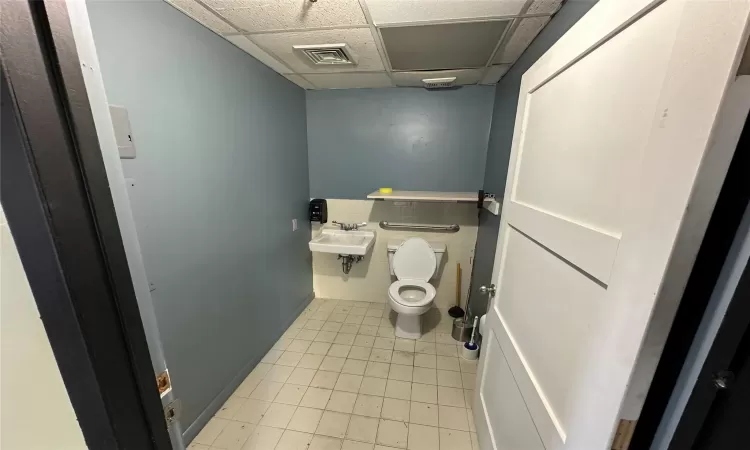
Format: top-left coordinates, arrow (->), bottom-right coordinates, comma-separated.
1,1 -> 171,448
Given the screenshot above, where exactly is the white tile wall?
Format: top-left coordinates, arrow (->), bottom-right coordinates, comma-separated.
311,200 -> 478,308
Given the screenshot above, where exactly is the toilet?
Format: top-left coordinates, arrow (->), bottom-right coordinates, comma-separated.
387,238 -> 446,339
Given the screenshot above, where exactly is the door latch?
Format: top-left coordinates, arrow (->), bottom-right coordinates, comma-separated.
479,284 -> 496,296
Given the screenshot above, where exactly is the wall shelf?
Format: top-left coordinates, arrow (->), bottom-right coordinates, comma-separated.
366,190 -> 477,202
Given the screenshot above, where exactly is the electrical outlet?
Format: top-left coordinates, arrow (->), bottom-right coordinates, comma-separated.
292,219 -> 298,231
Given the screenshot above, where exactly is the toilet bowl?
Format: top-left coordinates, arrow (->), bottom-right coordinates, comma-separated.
387,238 -> 443,339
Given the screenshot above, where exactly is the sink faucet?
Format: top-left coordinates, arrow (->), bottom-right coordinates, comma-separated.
332,221 -> 368,231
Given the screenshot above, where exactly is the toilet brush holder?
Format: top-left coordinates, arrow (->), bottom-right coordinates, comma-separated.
452,318 -> 473,342
461,342 -> 479,360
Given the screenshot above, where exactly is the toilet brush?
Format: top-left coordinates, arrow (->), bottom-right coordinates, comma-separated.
461,316 -> 480,360
448,263 -> 465,318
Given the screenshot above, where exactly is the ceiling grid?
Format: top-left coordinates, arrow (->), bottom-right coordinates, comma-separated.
165,0 -> 564,89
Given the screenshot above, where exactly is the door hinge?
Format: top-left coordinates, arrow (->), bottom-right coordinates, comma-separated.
611,419 -> 636,450
164,399 -> 181,426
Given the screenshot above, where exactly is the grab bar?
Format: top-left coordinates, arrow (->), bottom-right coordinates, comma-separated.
378,221 -> 460,232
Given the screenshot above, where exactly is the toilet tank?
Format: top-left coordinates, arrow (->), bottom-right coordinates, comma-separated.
387,239 -> 446,278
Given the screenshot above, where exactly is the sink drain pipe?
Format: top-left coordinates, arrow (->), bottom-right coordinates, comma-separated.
338,255 -> 363,274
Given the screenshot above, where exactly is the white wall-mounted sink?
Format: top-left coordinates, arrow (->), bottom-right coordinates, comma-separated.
309,228 -> 376,256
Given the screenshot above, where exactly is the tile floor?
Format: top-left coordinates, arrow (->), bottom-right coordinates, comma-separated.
189,298 -> 479,450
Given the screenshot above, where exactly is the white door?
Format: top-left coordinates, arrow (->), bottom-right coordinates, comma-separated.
474,1 -> 750,449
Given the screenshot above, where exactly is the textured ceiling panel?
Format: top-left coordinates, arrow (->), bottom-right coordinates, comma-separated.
391,69 -> 483,87
209,0 -> 367,33
225,35 -> 292,73
493,16 -> 550,64
283,74 -> 316,89
525,0 -> 564,15
365,0 -> 525,25
166,0 -> 236,34
480,64 -> 511,84
304,72 -> 393,89
252,28 -> 384,73
381,21 -> 509,70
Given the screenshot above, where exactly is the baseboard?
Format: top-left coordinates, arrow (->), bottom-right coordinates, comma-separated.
182,291 -> 315,445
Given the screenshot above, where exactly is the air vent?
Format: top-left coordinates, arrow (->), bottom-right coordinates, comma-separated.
293,44 -> 357,66
422,77 -> 457,89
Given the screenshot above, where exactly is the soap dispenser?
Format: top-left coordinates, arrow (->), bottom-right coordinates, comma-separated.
309,199 -> 327,224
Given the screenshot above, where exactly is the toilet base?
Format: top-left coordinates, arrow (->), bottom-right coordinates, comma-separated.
395,313 -> 422,339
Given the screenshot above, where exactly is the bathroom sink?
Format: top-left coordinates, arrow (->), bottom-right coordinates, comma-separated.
309,228 -> 376,256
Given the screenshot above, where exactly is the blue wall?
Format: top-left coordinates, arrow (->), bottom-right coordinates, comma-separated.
88,0 -> 313,440
467,0 -> 598,318
306,86 -> 495,199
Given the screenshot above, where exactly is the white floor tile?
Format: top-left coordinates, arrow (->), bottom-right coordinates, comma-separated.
276,430 -> 313,450
388,364 -> 413,382
343,439 -> 375,450
273,338 -> 293,351
437,387 -> 465,408
316,411 -> 351,438
392,352 -> 415,366
327,391 -> 358,413
411,384 -> 437,404
414,354 -> 436,369
298,354 -> 325,370
321,356 -> 347,372
340,324 -> 360,334
316,331 -> 339,343
262,350 -> 284,364
435,357 -> 459,372
353,394 -> 384,418
409,402 -> 439,427
359,325 -> 379,336
347,415 -> 379,444
365,362 -> 390,378
297,329 -> 319,341
287,367 -> 317,386
241,425 -> 284,450
348,346 -> 373,361
193,417 -> 229,445
377,419 -> 408,448
458,359 -> 477,374
300,387 -> 333,409
461,373 -> 476,390
414,342 -> 436,356
212,421 -> 255,450
329,344 -> 352,358
309,342 -> 333,356
438,429 -> 471,450
287,406 -> 324,433
310,435 -> 344,450
311,370 -> 340,389
277,351 -> 304,367
384,380 -> 411,400
394,339 -> 416,353
216,395 -> 246,419
249,380 -> 283,402
370,349 -> 393,364
407,424 -> 439,450
381,398 -> 410,422
265,365 -> 294,383
359,376 -> 387,396
323,322 -> 344,333
373,338 -> 395,350
274,384 -> 307,405
342,359 -> 368,375
436,370 -> 463,388
412,367 -> 437,385
335,374 -> 363,393
334,333 -> 357,346
258,403 -> 296,428
233,399 -> 271,424
438,405 -> 469,431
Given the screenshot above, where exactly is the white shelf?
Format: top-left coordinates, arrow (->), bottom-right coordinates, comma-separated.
366,190 -> 477,202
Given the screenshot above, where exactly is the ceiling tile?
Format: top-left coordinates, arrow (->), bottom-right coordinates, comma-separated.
166,0 -> 236,34
304,72 -> 393,89
207,0 -> 367,33
225,35 -> 291,73
381,21 -> 509,70
525,0 -> 564,15
283,74 -> 316,89
492,16 -> 550,64
391,69 -> 483,87
252,28 -> 385,73
364,0 -> 524,25
480,64 -> 511,84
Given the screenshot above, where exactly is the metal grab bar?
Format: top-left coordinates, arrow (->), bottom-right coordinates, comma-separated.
379,221 -> 460,232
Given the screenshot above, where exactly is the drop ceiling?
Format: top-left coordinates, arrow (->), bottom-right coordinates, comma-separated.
165,0 -> 563,89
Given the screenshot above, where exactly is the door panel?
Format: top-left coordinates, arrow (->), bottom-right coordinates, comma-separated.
478,330 -> 545,450
475,0 -> 750,449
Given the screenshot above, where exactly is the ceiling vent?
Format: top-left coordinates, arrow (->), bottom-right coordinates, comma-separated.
293,44 -> 357,66
422,77 -> 457,89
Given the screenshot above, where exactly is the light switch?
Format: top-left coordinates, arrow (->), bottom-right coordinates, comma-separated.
109,105 -> 136,159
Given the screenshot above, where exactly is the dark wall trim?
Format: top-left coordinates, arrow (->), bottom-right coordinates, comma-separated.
1,1 -> 171,448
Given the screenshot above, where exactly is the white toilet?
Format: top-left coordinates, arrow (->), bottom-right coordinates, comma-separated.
387,238 -> 446,339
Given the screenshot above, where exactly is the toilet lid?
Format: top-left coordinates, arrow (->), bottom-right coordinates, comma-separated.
392,238 -> 436,282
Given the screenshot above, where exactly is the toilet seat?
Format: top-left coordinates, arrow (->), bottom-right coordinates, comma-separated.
388,280 -> 436,307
